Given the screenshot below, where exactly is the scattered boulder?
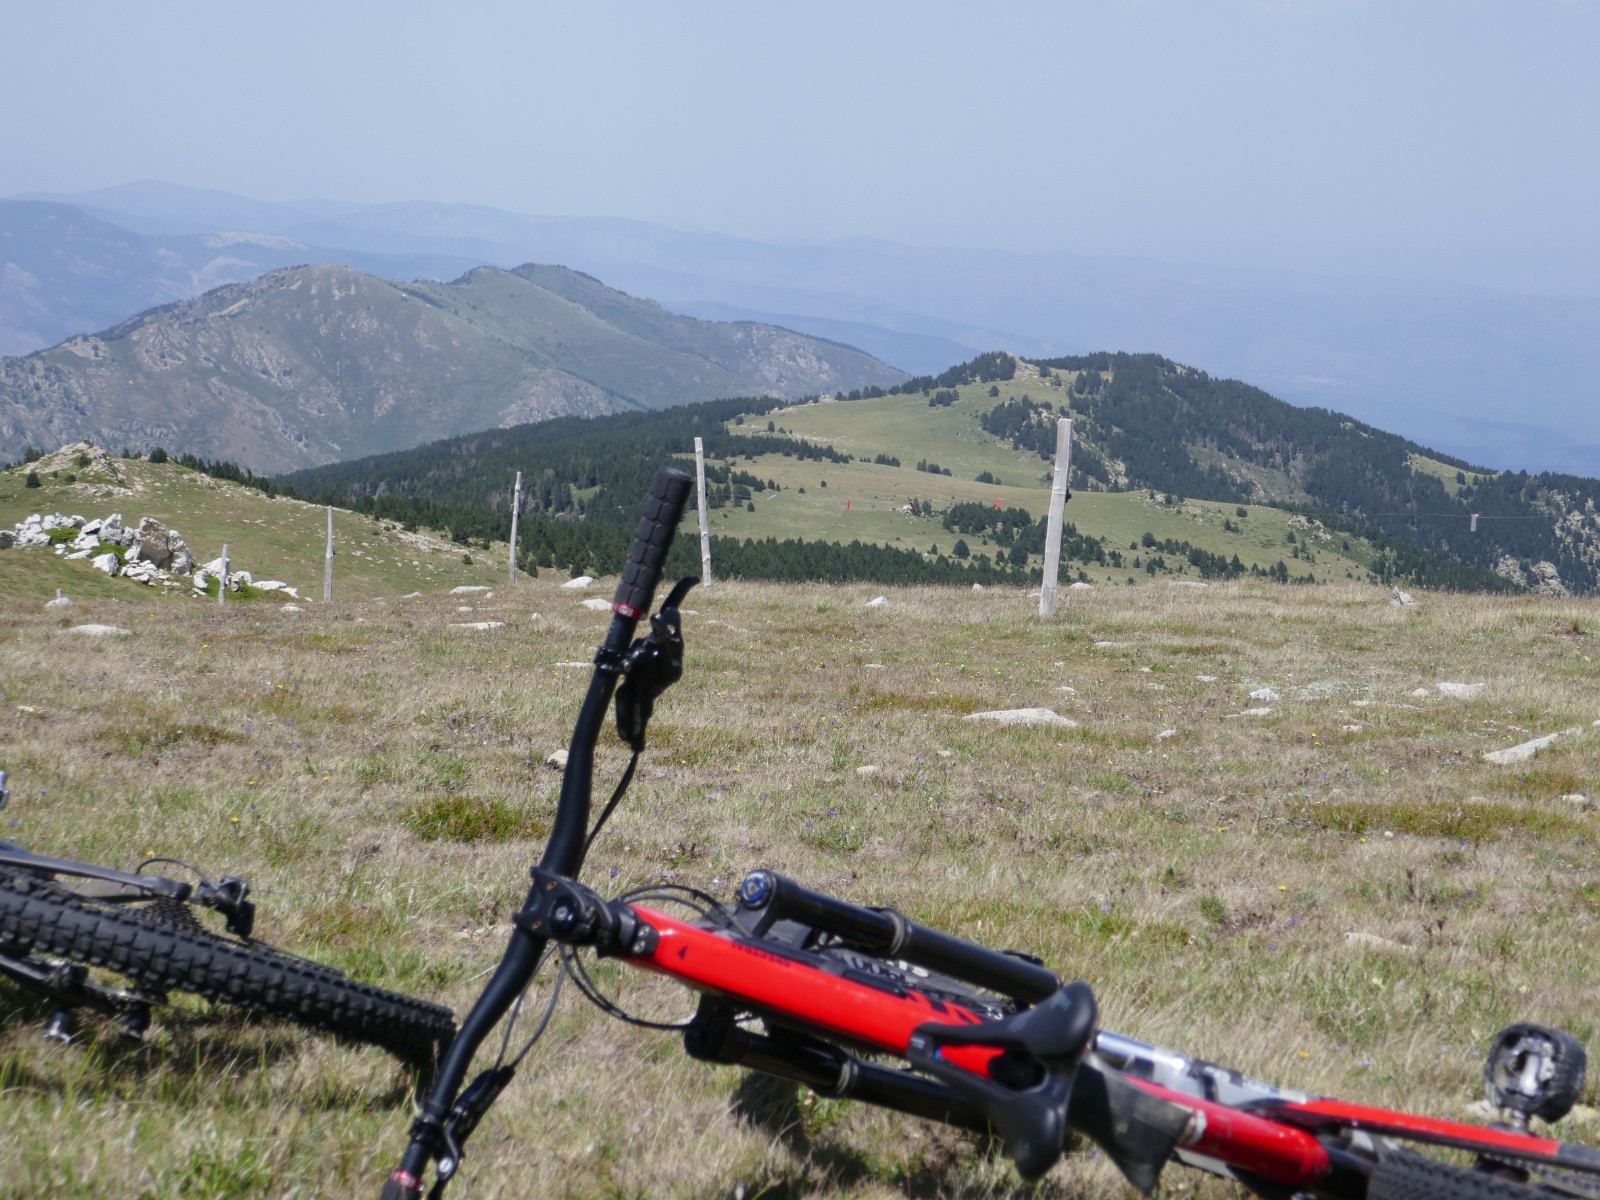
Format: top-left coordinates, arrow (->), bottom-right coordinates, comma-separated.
90,552 -> 120,576
1343,931 -> 1415,956
450,585 -> 491,595
1171,580 -> 1208,588
400,591 -> 423,600
1249,687 -> 1280,702
68,624 -> 129,637
1484,731 -> 1564,765
560,576 -> 595,590
865,596 -> 888,608
581,597 -> 612,611
1391,587 -> 1416,607
856,765 -> 880,776
1068,580 -> 1094,590
964,708 -> 1078,728
450,621 -> 505,631
44,590 -> 73,608
1436,682 -> 1485,699
545,749 -> 570,768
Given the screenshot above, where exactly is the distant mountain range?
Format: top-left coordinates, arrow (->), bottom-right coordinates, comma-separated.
0,263 -> 902,472
7,181 -> 1600,474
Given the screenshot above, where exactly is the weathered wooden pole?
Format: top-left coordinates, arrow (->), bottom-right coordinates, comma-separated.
508,470 -> 523,585
323,507 -> 334,603
1039,418 -> 1074,617
694,436 -> 712,586
218,543 -> 229,606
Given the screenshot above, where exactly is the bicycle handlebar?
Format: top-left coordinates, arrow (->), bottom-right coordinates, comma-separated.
385,467 -> 694,1199
612,468 -> 693,620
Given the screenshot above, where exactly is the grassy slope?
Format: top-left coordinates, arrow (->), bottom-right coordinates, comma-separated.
1,567 -> 1598,1197
702,381 -> 1375,582
0,453 -> 509,606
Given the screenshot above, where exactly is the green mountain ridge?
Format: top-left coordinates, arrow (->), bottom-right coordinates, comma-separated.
278,351 -> 1600,594
0,263 -> 904,473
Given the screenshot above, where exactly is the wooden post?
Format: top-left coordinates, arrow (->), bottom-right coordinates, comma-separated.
1039,418 -> 1074,617
323,507 -> 334,603
694,436 -> 712,586
509,470 -> 523,585
218,543 -> 229,606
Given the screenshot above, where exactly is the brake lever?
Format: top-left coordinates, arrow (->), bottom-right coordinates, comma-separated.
615,576 -> 698,752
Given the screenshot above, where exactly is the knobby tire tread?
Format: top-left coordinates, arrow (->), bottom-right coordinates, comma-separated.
0,873 -> 454,1064
1368,1148 -> 1550,1200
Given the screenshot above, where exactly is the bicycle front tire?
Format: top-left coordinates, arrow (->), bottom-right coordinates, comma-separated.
1368,1148 -> 1551,1200
0,872 -> 454,1065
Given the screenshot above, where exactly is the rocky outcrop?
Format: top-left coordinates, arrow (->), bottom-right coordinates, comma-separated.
1493,555 -> 1569,596
6,509 -> 291,598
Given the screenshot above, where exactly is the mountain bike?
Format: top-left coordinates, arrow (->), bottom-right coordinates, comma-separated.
381,467 -> 1599,1198
0,773 -> 456,1067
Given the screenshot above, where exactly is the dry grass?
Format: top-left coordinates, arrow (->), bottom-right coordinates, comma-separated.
2,575 -> 1599,1197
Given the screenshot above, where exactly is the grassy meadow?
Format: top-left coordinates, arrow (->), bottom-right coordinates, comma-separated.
700,370 -> 1383,584
2,506 -> 1600,1198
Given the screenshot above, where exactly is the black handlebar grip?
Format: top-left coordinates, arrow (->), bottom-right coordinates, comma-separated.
612,467 -> 694,619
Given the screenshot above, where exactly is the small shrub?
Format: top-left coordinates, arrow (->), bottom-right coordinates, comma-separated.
462,553 -> 474,565
75,452 -> 91,468
148,446 -> 169,464
24,471 -> 40,488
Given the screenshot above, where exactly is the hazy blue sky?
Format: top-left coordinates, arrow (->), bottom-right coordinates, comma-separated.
4,0 -> 1596,294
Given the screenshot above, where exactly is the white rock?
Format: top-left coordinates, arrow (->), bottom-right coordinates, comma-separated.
864,663 -> 886,670
1057,685 -> 1077,693
1484,732 -> 1563,765
1436,682 -> 1485,699
1156,728 -> 1178,740
865,596 -> 888,607
581,597 -> 612,611
529,612 -> 544,621
560,576 -> 595,590
1343,931 -> 1415,955
1093,641 -> 1128,649
400,591 -> 423,600
964,708 -> 1078,728
1249,687 -> 1280,702
456,606 -> 474,613
1225,706 -> 1274,718
972,583 -> 984,591
256,580 -> 290,593
1410,687 -> 1432,698
1171,580 -> 1208,588
1342,723 -> 1363,732
80,518 -> 103,536
1196,674 -> 1218,683
282,604 -> 303,612
450,585 -> 491,595
90,552 -> 120,576
936,749 -> 954,758
65,548 -> 92,560
856,765 -> 880,776
1068,581 -> 1094,590
68,624 -> 129,637
545,749 -> 570,768
450,621 -> 505,631
555,661 -> 589,668
1561,793 -> 1589,804
45,590 -> 73,608
1391,587 -> 1416,607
